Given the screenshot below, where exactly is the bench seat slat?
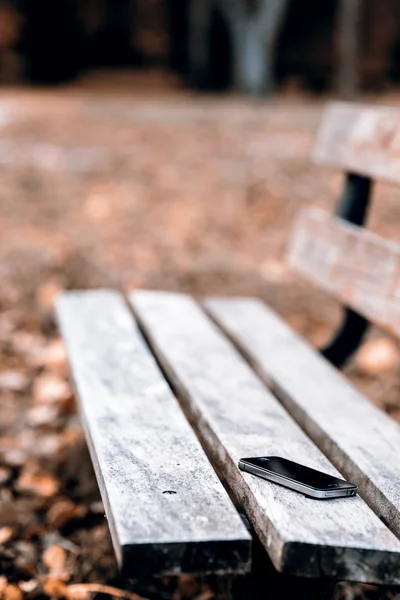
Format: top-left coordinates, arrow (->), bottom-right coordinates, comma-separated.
56,290 -> 251,578
131,290 -> 400,585
205,297 -> 400,542
287,206 -> 400,337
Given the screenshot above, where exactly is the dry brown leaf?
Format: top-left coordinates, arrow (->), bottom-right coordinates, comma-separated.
260,258 -> 290,283
42,578 -> 68,599
177,575 -> 200,598
27,405 -> 59,427
355,338 -> 400,375
14,541 -> 37,577
65,589 -> 88,600
0,526 -> 14,544
89,501 -> 104,515
43,545 -> 67,572
60,429 -> 84,446
0,466 -> 11,485
33,434 -> 62,458
22,522 -> 47,541
17,471 -> 60,498
3,584 -> 22,600
30,339 -> 68,374
0,371 -> 29,392
18,580 -> 38,594
33,373 -> 71,406
194,592 -> 214,600
35,281 -> 64,312
284,313 -> 307,334
3,448 -> 27,468
66,584 -> 149,600
84,191 -> 112,222
11,332 -> 46,357
47,498 -> 84,529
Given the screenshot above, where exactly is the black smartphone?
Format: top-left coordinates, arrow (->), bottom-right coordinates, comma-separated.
238,456 -> 358,499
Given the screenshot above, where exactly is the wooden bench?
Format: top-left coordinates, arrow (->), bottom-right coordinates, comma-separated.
56,102 -> 400,589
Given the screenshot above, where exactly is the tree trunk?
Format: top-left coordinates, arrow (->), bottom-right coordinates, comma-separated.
231,14 -> 268,94
224,0 -> 289,95
188,0 -> 213,88
336,0 -> 362,98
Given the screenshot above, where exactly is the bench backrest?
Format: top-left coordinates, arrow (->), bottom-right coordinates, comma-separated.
287,102 -> 400,343
287,207 -> 400,339
313,102 -> 400,184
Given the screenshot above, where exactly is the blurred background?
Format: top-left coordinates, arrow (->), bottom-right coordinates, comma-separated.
1,0 -> 400,94
2,1 -> 400,599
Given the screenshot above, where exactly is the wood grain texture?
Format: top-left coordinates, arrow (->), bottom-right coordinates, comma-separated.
313,102 -> 400,183
55,290 -> 251,578
131,290 -> 400,584
205,297 -> 400,546
287,206 -> 400,336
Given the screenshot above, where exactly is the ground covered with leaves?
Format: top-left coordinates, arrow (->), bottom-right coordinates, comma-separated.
1,73 -> 400,600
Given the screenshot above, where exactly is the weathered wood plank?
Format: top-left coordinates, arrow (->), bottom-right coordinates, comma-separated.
287,206 -> 400,336
131,290 -> 400,585
205,296 -> 400,544
313,102 -> 400,184
55,290 -> 251,578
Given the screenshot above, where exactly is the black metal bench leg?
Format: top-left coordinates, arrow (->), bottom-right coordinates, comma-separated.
322,308 -> 369,367
321,172 -> 372,367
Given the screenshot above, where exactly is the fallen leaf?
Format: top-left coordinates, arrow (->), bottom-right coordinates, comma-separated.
47,498 -> 85,529
0,371 -> 29,392
11,332 -> 46,357
177,575 -> 200,598
65,589 -> 89,600
33,373 -> 71,406
22,522 -> 47,541
14,541 -> 37,576
0,526 -> 14,544
260,258 -> 291,283
35,281 -> 64,312
30,339 -> 68,374
194,592 -> 214,600
89,501 -> 104,515
0,466 -> 12,485
43,545 -> 67,572
33,433 -> 62,458
17,471 -> 60,498
355,338 -> 400,374
42,578 -> 68,599
3,448 -> 27,468
18,580 -> 38,594
0,310 -> 16,339
84,191 -> 112,222
27,405 -> 59,427
3,584 -> 22,600
66,584 -> 148,600
284,313 -> 307,334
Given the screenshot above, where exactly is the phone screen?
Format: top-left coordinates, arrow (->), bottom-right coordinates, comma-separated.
242,456 -> 353,489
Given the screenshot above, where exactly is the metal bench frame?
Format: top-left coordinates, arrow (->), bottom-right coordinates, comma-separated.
322,172 -> 372,366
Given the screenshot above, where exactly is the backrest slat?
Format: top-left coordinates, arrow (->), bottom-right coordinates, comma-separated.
287,207 -> 400,338
313,102 -> 400,184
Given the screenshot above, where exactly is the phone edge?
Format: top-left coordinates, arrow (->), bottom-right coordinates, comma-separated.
238,460 -> 357,499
